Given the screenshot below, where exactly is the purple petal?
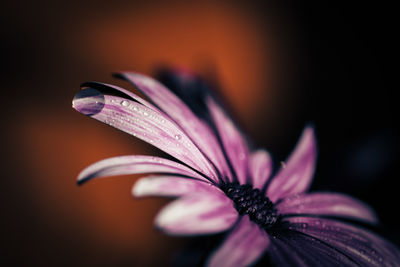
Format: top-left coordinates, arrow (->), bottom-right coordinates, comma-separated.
73,89 -> 218,181
207,216 -> 270,267
249,149 -> 272,190
81,81 -> 157,109
269,229 -> 357,266
267,126 -> 317,202
155,191 -> 237,235
77,155 -> 207,184
207,97 -> 250,184
268,236 -> 309,267
132,175 -> 214,197
286,216 -> 400,265
277,192 -> 378,224
115,72 -> 232,180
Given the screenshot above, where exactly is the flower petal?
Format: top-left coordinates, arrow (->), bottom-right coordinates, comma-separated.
155,191 -> 237,235
115,72 -> 232,180
81,81 -> 157,109
269,229 -> 357,266
207,216 -> 270,267
77,155 -> 207,184
73,88 -> 218,181
132,175 -> 213,197
286,216 -> 400,266
207,97 -> 250,184
267,126 -> 317,202
249,149 -> 272,190
277,192 -> 378,224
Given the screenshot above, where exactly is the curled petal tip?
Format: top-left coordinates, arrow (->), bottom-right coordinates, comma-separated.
72,88 -> 105,116
76,177 -> 87,186
76,174 -> 91,186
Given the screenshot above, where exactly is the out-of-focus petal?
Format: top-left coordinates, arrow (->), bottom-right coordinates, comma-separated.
286,216 -> 400,266
267,126 -> 317,202
207,97 -> 250,184
77,155 -> 207,185
115,72 -> 232,180
155,191 -> 237,235
207,216 -> 270,267
249,149 -> 272,190
132,175 -> 214,197
73,89 -> 218,181
277,192 -> 378,224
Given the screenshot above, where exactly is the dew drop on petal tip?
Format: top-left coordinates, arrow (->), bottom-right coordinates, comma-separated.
72,87 -> 105,115
174,134 -> 182,140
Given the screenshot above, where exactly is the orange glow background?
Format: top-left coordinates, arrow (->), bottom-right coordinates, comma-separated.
2,0 -> 398,264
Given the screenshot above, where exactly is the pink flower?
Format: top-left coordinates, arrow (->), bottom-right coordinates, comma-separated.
73,70 -> 400,266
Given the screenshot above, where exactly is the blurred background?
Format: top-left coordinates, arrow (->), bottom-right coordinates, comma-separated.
1,0 -> 398,265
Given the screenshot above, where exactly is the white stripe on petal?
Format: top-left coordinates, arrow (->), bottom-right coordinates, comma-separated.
155,191 -> 238,235
133,175 -> 216,197
77,155 -> 206,184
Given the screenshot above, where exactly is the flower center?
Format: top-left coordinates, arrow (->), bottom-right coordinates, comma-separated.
221,182 -> 280,229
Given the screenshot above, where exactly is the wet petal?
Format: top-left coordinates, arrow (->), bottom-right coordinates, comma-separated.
132,175 -> 215,197
277,192 -> 378,224
155,191 -> 237,235
73,89 -> 218,181
268,236 -> 308,267
267,126 -> 317,202
269,229 -> 357,266
81,81 -> 157,109
77,155 -> 207,185
207,97 -> 250,184
115,72 -> 232,180
207,216 -> 270,267
286,216 -> 400,266
249,149 -> 272,190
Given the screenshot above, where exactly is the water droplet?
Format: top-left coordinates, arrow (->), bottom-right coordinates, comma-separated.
174,134 -> 182,140
73,87 -> 105,115
121,100 -> 130,107
280,161 -> 287,169
301,223 -> 308,229
143,111 -> 149,116
161,119 -> 166,123
133,106 -> 139,111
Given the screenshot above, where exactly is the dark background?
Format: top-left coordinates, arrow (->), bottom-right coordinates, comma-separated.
1,0 -> 398,265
